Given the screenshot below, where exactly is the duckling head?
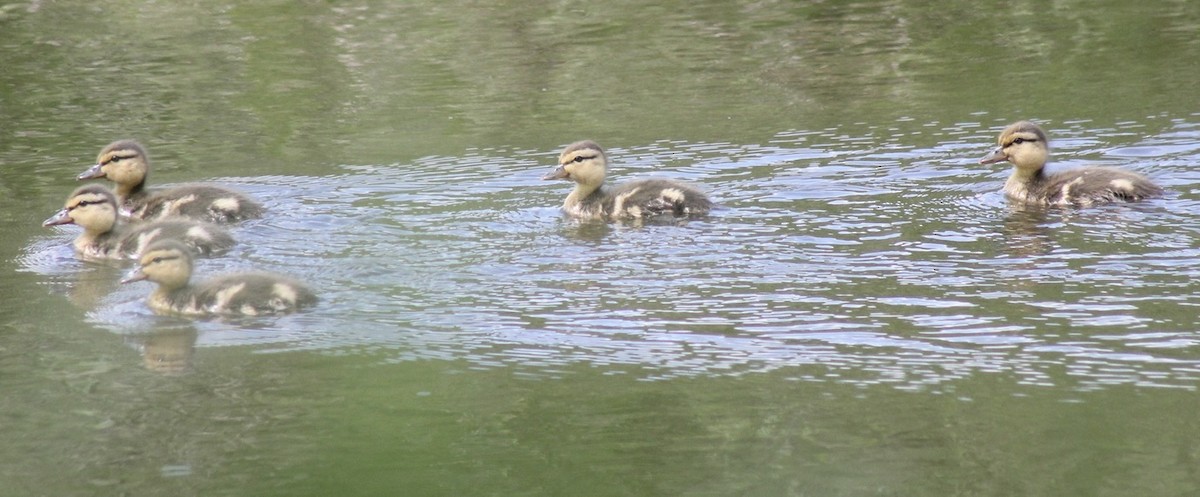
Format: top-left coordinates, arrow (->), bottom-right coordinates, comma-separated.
121,239 -> 194,290
77,140 -> 150,189
979,121 -> 1050,172
542,140 -> 608,189
43,184 -> 119,233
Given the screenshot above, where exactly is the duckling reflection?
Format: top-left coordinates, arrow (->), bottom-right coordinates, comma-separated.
1000,204 -> 1056,259
43,185 -> 235,259
979,121 -> 1162,206
542,141 -> 712,221
557,218 -> 614,243
121,240 -> 317,317
77,140 -> 264,223
128,327 -> 197,375
64,264 -> 125,309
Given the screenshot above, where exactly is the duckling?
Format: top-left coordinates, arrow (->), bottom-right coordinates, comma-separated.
43,184 -> 234,259
542,140 -> 713,220
121,239 -> 317,317
76,140 -> 264,223
979,121 -> 1162,206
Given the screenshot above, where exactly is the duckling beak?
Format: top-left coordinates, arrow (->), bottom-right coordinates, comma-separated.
979,146 -> 1009,165
120,266 -> 148,284
42,208 -> 74,227
542,165 -> 569,181
77,163 -> 106,180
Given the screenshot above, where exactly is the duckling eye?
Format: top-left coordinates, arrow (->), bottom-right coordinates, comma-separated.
573,155 -> 586,163
151,257 -> 163,264
102,155 -> 130,165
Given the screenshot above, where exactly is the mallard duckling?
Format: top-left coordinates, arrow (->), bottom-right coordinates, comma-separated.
121,239 -> 317,317
76,140 -> 264,223
542,140 -> 713,220
979,121 -> 1162,206
43,184 -> 234,259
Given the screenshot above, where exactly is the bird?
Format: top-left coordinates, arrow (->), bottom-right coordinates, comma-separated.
979,121 -> 1162,206
542,140 -> 713,220
76,140 -> 264,223
121,239 -> 317,317
43,184 -> 235,259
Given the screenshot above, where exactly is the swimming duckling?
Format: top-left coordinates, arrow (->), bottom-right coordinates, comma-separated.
121,239 -> 317,317
542,140 -> 712,220
979,121 -> 1162,206
43,184 -> 234,259
76,140 -> 264,223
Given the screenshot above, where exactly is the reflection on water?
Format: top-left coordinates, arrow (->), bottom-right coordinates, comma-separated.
5,1 -> 1200,494
21,117 -> 1200,389
130,326 -> 198,375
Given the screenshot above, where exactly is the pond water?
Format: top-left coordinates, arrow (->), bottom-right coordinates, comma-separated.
3,1 -> 1200,496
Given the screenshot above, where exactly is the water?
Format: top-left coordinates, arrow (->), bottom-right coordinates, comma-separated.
30,122 -> 1200,388
3,1 -> 1200,495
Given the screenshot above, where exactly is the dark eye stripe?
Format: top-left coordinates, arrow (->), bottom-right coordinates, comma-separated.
101,155 -> 134,166
69,198 -> 109,209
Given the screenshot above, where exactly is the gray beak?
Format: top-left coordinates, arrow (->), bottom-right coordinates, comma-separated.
542,165 -> 569,180
77,163 -> 105,180
979,146 -> 1008,165
120,266 -> 148,284
42,208 -> 73,227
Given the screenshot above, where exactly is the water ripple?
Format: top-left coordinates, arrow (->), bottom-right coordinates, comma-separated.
19,118 -> 1200,390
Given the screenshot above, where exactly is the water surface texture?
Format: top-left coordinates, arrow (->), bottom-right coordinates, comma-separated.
3,1 -> 1200,496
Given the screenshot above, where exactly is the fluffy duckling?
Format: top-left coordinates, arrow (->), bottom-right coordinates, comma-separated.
979,121 -> 1162,206
542,140 -> 712,220
43,185 -> 235,259
121,239 -> 317,317
77,140 -> 264,223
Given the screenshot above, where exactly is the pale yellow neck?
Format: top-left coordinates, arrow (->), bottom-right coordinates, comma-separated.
566,183 -> 601,205
1004,167 -> 1044,202
72,233 -> 99,253
114,183 -> 139,200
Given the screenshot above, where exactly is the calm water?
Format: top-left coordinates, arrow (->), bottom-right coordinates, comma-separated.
3,1 -> 1200,495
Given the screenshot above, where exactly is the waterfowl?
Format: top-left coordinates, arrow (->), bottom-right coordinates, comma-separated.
979,121 -> 1162,206
542,140 -> 713,220
121,239 -> 317,317
43,185 -> 235,259
77,140 -> 264,223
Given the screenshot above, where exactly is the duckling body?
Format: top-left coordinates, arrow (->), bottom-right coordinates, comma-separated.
979,121 -> 1162,206
542,140 -> 712,220
43,185 -> 235,259
122,240 -> 316,317
77,140 -> 264,223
